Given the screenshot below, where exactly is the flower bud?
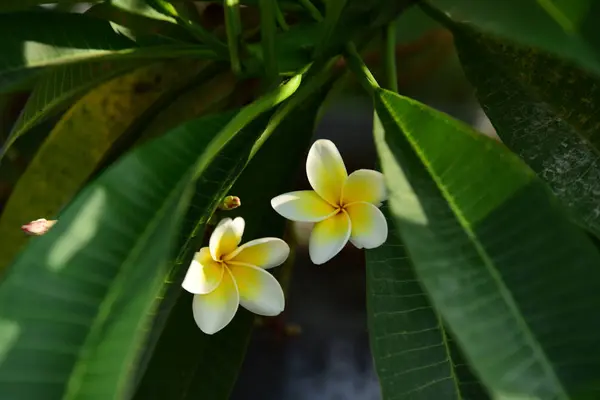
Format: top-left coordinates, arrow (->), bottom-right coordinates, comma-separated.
218,195 -> 241,211
21,218 -> 57,236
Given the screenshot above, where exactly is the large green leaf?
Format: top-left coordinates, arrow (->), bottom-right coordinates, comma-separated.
366,206 -> 488,399
372,88 -> 600,398
425,0 -> 600,75
0,109 -> 214,400
0,11 -> 216,77
134,74 -> 333,400
446,24 -> 600,240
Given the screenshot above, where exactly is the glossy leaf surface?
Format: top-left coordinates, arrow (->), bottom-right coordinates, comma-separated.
450,23 -> 600,240
373,88 -> 600,399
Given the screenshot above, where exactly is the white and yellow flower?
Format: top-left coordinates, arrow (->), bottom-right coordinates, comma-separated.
271,139 -> 388,265
182,217 -> 289,335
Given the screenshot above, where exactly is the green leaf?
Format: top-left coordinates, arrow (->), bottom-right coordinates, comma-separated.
448,24 -> 600,240
367,206 -> 488,399
0,11 -> 217,77
424,0 -> 600,75
134,75 -> 332,400
0,60 -> 208,273
0,107 -> 212,400
373,88 -> 600,398
0,0 -> 103,12
8,61 -> 143,153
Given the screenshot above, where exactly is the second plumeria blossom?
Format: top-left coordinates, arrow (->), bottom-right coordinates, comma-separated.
271,139 -> 388,265
182,217 -> 289,335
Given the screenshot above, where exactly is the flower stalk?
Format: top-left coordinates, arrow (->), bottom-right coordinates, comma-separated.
224,0 -> 244,75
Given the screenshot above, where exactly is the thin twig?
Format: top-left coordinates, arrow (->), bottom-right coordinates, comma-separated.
224,0 -> 243,75
343,42 -> 380,94
259,0 -> 279,89
383,23 -> 398,92
275,2 -> 290,31
299,0 -> 323,21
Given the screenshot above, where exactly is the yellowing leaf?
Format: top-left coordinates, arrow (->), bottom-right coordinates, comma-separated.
0,60 -> 208,272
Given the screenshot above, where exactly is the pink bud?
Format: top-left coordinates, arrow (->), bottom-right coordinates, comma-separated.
21,218 -> 57,236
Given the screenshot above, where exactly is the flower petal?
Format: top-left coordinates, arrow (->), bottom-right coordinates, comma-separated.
271,190 -> 337,222
192,268 -> 239,335
345,202 -> 388,249
225,238 -> 290,269
309,211 -> 351,265
229,264 -> 285,316
341,169 -> 387,206
209,217 -> 245,260
182,247 -> 224,294
349,238 -> 363,250
306,139 -> 347,206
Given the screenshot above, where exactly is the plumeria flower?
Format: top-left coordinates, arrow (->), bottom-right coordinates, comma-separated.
182,217 -> 289,335
271,139 -> 388,265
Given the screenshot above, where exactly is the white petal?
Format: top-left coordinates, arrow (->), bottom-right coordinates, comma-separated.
308,211 -> 351,265
341,169 -> 387,206
224,237 -> 290,269
192,268 -> 239,335
229,264 -> 285,316
346,202 -> 388,249
349,238 -> 363,250
271,190 -> 337,222
306,139 -> 347,206
209,217 -> 245,260
182,247 -> 224,294
231,217 -> 245,239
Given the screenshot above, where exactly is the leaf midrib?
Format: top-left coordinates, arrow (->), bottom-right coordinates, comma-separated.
380,91 -> 570,399
435,310 -> 464,400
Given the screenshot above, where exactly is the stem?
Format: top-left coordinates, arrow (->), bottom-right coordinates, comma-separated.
275,2 -> 290,31
224,0 -> 243,75
182,20 -> 229,58
313,0 -> 347,58
343,42 -> 379,94
192,74 -> 302,181
383,23 -> 398,92
299,0 -> 323,21
250,58 -> 338,158
151,0 -> 229,59
260,0 -> 279,89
